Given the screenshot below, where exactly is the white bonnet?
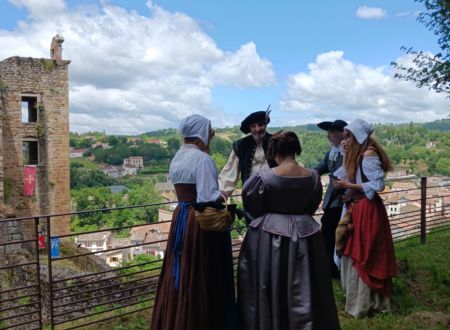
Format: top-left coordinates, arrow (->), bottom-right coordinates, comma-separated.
179,114 -> 211,145
344,118 -> 374,144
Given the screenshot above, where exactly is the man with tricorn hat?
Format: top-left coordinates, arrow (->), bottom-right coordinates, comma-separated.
219,107 -> 277,202
314,119 -> 347,279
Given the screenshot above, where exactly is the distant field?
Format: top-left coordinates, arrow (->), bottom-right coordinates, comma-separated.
70,158 -> 98,170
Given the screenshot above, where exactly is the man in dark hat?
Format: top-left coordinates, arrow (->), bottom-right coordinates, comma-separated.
219,109 -> 277,202
314,119 -> 347,279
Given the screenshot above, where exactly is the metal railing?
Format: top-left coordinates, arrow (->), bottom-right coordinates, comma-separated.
0,176 -> 449,329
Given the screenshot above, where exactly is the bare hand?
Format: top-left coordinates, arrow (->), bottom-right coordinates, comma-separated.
333,179 -> 348,189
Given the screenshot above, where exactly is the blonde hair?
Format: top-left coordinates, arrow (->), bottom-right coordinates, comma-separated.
344,133 -> 393,181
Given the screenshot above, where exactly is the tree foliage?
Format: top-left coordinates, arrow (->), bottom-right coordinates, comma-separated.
70,181 -> 162,232
392,0 -> 450,95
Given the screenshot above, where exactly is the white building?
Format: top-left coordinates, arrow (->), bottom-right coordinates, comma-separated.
121,164 -> 138,176
69,148 -> 87,158
75,231 -> 112,253
123,156 -> 144,169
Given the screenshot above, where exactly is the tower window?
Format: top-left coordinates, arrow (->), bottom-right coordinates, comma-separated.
21,96 -> 38,123
23,140 -> 39,165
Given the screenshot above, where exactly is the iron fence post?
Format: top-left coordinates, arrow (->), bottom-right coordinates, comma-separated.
420,177 -> 427,244
34,217 -> 43,329
46,216 -> 54,330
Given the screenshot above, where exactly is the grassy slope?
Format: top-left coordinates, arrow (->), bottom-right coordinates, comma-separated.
337,229 -> 450,330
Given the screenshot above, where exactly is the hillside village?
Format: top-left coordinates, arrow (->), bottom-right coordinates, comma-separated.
67,128 -> 450,268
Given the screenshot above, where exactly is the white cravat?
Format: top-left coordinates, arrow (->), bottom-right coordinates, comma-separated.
329,145 -> 342,162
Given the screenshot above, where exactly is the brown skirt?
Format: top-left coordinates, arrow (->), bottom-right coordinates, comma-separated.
151,184 -> 237,330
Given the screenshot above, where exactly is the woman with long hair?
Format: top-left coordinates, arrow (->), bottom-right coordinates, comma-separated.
238,130 -> 340,330
333,119 -> 397,318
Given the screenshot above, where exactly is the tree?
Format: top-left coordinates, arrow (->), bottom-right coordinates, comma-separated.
167,137 -> 181,156
436,157 -> 450,175
392,0 -> 449,95
107,135 -> 119,146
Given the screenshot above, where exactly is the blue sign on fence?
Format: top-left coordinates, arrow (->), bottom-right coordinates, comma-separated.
50,237 -> 60,258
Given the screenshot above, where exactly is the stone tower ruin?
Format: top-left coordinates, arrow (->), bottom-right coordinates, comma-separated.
0,35 -> 71,235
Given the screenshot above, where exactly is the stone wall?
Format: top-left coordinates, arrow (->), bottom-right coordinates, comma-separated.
0,56 -> 71,235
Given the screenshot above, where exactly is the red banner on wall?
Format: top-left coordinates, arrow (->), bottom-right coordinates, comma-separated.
38,234 -> 45,249
23,166 -> 37,196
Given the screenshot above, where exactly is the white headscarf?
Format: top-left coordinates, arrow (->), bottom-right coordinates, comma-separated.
179,114 -> 211,145
345,118 -> 374,144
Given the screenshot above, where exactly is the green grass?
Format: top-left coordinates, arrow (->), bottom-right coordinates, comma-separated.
70,158 -> 98,170
337,229 -> 450,329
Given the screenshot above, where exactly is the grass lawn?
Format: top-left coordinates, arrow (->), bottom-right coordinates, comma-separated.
337,228 -> 450,329
70,158 -> 98,170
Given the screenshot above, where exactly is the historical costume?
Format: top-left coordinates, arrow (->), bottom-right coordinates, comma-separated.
219,110 -> 277,198
314,119 -> 347,278
238,131 -> 340,330
334,119 -> 397,318
151,115 -> 237,330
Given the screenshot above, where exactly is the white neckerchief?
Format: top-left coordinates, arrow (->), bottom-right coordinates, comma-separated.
329,145 -> 342,162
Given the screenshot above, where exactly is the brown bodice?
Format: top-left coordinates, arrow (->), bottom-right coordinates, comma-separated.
174,184 -> 197,202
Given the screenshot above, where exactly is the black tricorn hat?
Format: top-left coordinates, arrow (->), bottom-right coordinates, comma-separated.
317,119 -> 348,132
240,111 -> 270,134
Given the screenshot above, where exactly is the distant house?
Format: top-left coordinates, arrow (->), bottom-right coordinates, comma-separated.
391,181 -> 418,192
109,185 -> 129,194
156,209 -> 173,233
70,148 -> 87,158
146,139 -> 168,147
155,182 -> 176,202
127,137 -> 143,145
387,166 -> 414,179
102,165 -> 121,178
75,231 -> 112,253
105,249 -> 130,267
123,156 -> 144,169
130,225 -> 166,259
122,164 -> 138,176
105,237 -> 132,267
92,142 -> 110,149
426,141 -> 437,149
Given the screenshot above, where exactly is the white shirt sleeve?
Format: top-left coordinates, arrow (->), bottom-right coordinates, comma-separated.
196,156 -> 222,203
218,150 -> 240,197
333,165 -> 348,180
361,156 -> 385,200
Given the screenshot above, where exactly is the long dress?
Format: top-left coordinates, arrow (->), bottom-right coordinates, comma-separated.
336,156 -> 397,318
238,168 -> 340,330
151,144 -> 237,330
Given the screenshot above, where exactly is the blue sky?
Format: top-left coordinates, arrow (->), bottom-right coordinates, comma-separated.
0,0 -> 447,134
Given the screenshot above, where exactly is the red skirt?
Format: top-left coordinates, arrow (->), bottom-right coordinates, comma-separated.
344,195 -> 397,297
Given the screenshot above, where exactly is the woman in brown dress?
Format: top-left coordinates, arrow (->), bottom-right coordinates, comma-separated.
238,131 -> 340,330
151,114 -> 237,330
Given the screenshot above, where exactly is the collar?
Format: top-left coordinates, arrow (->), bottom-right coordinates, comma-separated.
181,143 -> 201,151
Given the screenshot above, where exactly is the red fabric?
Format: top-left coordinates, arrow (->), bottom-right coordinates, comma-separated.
23,166 -> 37,196
38,235 -> 45,249
344,195 -> 397,297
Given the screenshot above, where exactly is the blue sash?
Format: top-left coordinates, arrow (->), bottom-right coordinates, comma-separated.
172,202 -> 191,290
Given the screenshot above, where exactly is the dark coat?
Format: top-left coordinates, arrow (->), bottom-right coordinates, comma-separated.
314,149 -> 344,209
232,133 -> 277,184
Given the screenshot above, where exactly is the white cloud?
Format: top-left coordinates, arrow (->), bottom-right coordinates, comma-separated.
394,10 -> 421,18
0,1 -> 276,134
356,6 -> 386,20
280,51 -> 449,125
210,42 -> 276,88
8,0 -> 66,19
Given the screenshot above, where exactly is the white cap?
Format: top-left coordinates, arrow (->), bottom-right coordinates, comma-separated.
344,118 -> 374,144
179,114 -> 211,145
